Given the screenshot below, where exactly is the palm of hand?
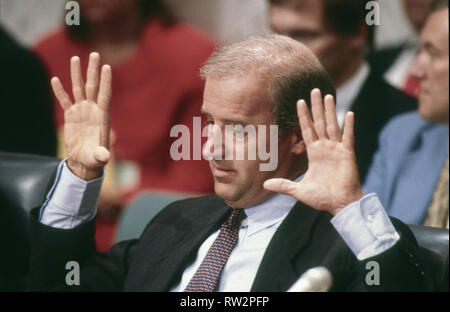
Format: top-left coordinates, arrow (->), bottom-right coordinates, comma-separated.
64,101 -> 107,170
297,141 -> 361,213
51,53 -> 112,180
264,89 -> 363,215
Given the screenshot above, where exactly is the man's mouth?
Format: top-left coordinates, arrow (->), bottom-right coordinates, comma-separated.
211,163 -> 236,178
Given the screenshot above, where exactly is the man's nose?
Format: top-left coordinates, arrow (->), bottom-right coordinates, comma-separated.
202,124 -> 225,160
410,50 -> 426,80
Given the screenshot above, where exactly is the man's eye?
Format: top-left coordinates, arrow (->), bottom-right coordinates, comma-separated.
205,120 -> 214,125
291,32 -> 318,44
424,45 -> 439,59
231,126 -> 246,135
429,50 -> 439,59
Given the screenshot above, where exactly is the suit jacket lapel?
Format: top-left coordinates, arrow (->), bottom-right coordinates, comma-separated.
145,201 -> 231,291
251,201 -> 321,292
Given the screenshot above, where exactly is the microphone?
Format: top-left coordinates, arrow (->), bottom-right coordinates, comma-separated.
287,266 -> 333,292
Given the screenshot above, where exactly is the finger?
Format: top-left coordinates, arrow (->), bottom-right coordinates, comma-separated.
86,52 -> 100,102
98,65 -> 112,149
51,77 -> 72,111
98,65 -> 112,110
263,178 -> 298,196
97,65 -> 111,149
342,112 -> 355,150
70,56 -> 86,102
297,99 -> 318,146
310,89 -> 328,139
99,118 -> 110,150
324,94 -> 341,141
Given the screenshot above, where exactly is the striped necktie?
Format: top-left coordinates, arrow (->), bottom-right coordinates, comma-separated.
184,208 -> 246,292
423,157 -> 449,228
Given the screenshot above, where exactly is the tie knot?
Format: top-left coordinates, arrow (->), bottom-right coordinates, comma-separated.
227,209 -> 246,228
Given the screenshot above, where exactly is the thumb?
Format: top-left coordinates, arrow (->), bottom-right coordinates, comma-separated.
263,178 -> 298,196
94,146 -> 111,165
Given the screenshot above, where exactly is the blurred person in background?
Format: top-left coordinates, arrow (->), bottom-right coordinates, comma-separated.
368,0 -> 434,97
268,0 -> 417,183
364,0 -> 449,228
34,0 -> 215,251
0,26 -> 56,156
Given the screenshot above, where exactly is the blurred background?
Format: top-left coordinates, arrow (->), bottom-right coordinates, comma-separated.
1,0 -> 416,47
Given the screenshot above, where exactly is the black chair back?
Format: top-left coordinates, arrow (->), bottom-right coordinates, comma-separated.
0,152 -> 60,212
409,224 -> 449,261
0,152 -> 60,291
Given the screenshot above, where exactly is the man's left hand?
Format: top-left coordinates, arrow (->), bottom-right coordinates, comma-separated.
264,89 -> 364,216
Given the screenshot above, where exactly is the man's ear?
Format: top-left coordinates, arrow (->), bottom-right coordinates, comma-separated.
290,128 -> 306,155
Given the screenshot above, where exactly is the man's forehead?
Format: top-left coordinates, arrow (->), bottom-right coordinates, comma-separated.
204,76 -> 269,100
421,9 -> 449,51
202,77 -> 272,122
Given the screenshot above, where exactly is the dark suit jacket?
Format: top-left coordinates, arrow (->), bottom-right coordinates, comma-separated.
351,70 -> 416,182
366,44 -> 406,76
29,195 -> 437,292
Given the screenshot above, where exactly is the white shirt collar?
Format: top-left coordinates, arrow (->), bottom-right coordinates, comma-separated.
384,45 -> 418,88
242,175 -> 302,237
336,62 -> 370,128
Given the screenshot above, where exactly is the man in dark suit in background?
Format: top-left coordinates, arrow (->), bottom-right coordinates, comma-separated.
268,0 -> 417,182
30,34 -> 436,292
0,26 -> 56,157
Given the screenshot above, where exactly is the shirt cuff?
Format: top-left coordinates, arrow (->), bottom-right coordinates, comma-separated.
39,159 -> 103,229
331,193 -> 400,260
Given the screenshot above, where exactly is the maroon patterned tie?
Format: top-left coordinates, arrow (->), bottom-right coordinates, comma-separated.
184,208 -> 246,292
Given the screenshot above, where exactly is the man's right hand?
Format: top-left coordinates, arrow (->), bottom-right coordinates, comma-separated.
51,52 -> 112,181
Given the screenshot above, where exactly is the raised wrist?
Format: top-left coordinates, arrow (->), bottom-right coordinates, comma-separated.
67,159 -> 103,181
331,190 -> 365,216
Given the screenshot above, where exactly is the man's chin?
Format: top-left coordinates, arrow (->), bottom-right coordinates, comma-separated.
214,181 -> 241,203
418,101 -> 434,122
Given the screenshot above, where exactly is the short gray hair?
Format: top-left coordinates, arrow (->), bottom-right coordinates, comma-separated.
431,0 -> 448,11
200,34 -> 336,133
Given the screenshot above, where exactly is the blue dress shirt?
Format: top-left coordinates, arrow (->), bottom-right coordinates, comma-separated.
364,112 -> 449,224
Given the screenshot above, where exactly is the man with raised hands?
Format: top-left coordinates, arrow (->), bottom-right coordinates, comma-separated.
30,35 -> 435,292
